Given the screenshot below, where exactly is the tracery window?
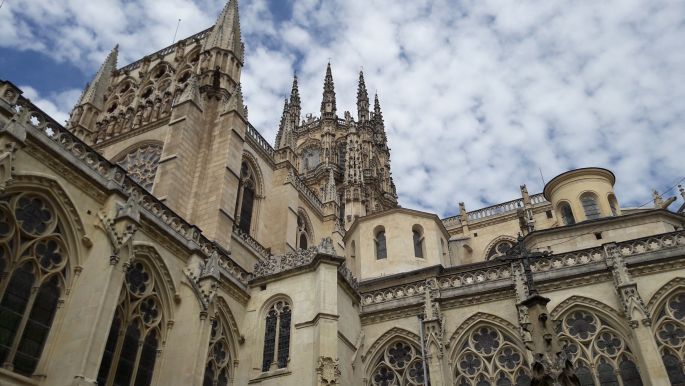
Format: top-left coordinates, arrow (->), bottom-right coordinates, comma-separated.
653,290 -> 685,385
338,143 -> 347,170
236,161 -> 257,235
97,259 -> 165,386
375,228 -> 387,260
580,193 -> 601,220
558,202 -> 575,226
453,325 -> 530,386
261,300 -> 291,372
296,212 -> 311,250
0,193 -> 69,376
559,309 -> 643,386
370,339 -> 428,385
203,316 -> 233,386
117,144 -> 163,191
486,240 -> 514,260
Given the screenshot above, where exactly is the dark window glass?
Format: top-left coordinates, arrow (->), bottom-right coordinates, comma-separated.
239,186 -> 254,234
14,275 -> 60,375
597,362 -> 619,386
0,263 -> 35,366
203,363 -> 214,386
576,364 -> 595,386
113,323 -> 141,386
413,230 -> 423,258
515,373 -> 531,386
496,373 -> 512,386
218,368 -> 229,386
338,144 -> 346,169
619,359 -> 643,386
581,194 -> 601,220
262,310 -> 277,372
664,353 -> 685,386
376,231 -> 387,259
559,203 -> 575,225
277,307 -> 291,368
97,312 -> 122,385
134,329 -> 158,386
299,234 -> 308,250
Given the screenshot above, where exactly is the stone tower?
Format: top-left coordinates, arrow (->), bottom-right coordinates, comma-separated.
274,66 -> 398,228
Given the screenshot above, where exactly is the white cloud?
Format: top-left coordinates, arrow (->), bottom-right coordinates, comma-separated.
4,0 -> 685,217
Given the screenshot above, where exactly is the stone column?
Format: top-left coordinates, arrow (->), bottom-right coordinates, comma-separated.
604,243 -> 669,385
422,278 -> 447,386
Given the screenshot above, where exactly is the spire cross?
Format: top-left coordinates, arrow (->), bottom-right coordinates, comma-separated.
501,234 -> 551,296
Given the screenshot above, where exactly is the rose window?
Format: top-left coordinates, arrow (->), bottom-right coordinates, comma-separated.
117,144 -> 162,191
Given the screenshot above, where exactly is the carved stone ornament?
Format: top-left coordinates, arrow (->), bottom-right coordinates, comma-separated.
253,238 -> 340,278
316,356 -> 340,385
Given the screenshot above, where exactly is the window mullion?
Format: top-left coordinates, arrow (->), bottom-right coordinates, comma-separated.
272,316 -> 280,371
127,335 -> 146,386
105,323 -> 128,386
4,281 -> 40,369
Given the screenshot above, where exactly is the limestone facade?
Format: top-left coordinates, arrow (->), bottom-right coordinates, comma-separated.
1,1 -> 685,385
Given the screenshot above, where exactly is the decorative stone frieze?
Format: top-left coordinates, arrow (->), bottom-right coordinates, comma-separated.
316,356 -> 341,385
252,237 -> 341,279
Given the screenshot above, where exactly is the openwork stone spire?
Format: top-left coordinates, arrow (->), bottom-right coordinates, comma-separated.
320,63 -> 336,118
289,74 -> 301,120
204,0 -> 244,61
373,92 -> 384,125
357,71 -> 369,122
78,45 -> 118,109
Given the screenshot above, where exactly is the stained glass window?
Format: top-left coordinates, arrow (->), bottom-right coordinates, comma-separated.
558,202 -> 575,225
261,301 -> 291,372
376,230 -> 387,260
204,314 -> 234,386
413,230 -> 423,258
486,240 -> 514,260
580,193 -> 601,220
559,309 -> 643,386
453,325 -> 529,386
97,259 -> 164,386
0,193 -> 69,376
654,290 -> 685,386
370,339 -> 428,385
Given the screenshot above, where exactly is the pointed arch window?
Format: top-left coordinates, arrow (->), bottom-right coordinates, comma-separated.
653,290 -> 685,385
370,339 -> 428,385
261,300 -> 291,372
0,193 -> 70,376
580,193 -> 601,220
558,202 -> 575,226
412,225 -> 424,258
203,315 -> 233,386
236,161 -> 258,235
558,309 -> 644,386
117,144 -> 163,191
296,212 -> 311,250
453,325 -> 530,386
375,227 -> 387,260
97,260 -> 165,386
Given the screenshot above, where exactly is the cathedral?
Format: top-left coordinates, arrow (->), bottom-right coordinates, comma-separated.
1,1 -> 685,385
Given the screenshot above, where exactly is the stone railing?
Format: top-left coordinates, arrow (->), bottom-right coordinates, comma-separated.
8,94 -> 251,286
441,193 -> 549,227
119,27 -> 213,72
232,226 -> 270,259
360,230 -> 685,307
285,169 -> 324,213
246,123 -> 275,159
252,238 -> 339,279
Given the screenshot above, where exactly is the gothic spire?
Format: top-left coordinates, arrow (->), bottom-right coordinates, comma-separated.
324,168 -> 339,204
357,71 -> 369,122
77,45 -> 118,109
276,98 -> 289,149
204,0 -> 244,61
320,62 -> 337,118
289,74 -> 301,122
175,74 -> 202,108
373,92 -> 384,125
224,82 -> 246,117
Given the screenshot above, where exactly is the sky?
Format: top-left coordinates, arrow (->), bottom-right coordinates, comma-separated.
1,0 -> 684,218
